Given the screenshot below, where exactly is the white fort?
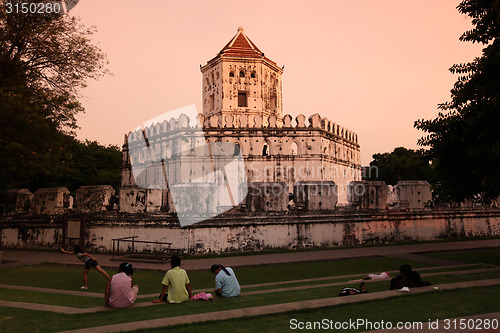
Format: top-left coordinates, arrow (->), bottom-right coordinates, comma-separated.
121,28 -> 361,213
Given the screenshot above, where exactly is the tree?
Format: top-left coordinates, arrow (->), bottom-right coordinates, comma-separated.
414,0 -> 500,203
0,0 -> 108,133
364,147 -> 433,185
0,1 -> 110,202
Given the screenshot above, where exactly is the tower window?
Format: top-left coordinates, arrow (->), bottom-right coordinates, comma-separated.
239,70 -> 245,78
209,94 -> 214,111
262,144 -> 269,156
233,143 -> 241,156
251,71 -> 256,78
238,92 -> 247,107
229,71 -> 234,77
270,94 -> 277,111
291,142 -> 298,156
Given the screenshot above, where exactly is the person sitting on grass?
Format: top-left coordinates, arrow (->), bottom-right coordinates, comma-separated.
210,264 -> 241,297
389,264 -> 430,290
105,262 -> 139,308
61,245 -> 110,289
153,255 -> 192,304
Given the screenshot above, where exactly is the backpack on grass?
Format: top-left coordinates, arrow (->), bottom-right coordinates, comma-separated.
338,287 -> 366,297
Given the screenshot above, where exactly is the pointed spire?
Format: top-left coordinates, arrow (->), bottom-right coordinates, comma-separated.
218,27 -> 264,59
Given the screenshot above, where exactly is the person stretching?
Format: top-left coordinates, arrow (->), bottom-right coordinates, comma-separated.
61,245 -> 110,289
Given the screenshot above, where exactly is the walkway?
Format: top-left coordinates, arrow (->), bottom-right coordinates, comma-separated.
2,239 -> 500,271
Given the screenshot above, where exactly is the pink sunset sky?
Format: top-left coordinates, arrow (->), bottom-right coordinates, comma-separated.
71,0 -> 482,165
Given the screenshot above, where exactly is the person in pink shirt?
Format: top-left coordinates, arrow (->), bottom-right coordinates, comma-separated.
105,263 -> 139,308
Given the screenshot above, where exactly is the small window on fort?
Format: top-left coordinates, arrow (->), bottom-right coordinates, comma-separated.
251,71 -> 256,78
209,94 -> 214,111
238,92 -> 247,107
239,70 -> 245,78
229,71 -> 234,77
233,143 -> 241,156
262,144 -> 269,156
291,142 -> 298,156
270,94 -> 277,111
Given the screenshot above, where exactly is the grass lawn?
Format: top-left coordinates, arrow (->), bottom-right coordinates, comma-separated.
132,286 -> 500,333
0,288 -> 103,308
424,248 -> 500,266
0,256 -> 430,294
0,249 -> 498,333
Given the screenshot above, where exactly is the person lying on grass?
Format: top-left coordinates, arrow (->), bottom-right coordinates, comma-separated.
60,245 -> 110,289
389,264 -> 431,290
105,262 -> 139,308
210,264 -> 241,297
153,255 -> 192,304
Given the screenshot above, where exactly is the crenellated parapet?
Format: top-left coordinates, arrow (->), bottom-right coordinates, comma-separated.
126,113 -> 359,145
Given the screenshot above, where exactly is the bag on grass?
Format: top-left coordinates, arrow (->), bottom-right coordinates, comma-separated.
338,287 -> 364,297
190,292 -> 214,301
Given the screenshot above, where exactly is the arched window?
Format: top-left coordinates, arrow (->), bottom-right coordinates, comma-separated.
291,142 -> 298,156
262,144 -> 269,156
251,71 -> 256,79
233,143 -> 241,156
229,71 -> 234,77
239,70 -> 245,78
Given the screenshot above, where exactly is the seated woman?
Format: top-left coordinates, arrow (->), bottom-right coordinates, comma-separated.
390,264 -> 430,290
105,263 -> 139,308
210,264 -> 240,297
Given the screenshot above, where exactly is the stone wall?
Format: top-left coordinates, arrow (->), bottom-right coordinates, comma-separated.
123,112 -> 362,204
34,188 -> 70,215
1,209 -> 499,254
76,186 -> 115,213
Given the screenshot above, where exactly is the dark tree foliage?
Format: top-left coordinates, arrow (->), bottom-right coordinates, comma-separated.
0,1 -> 117,204
364,147 -> 433,186
414,0 -> 500,203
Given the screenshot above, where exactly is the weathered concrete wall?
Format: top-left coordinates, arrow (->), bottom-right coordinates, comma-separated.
33,188 -> 70,215
76,185 -> 115,213
2,209 -> 499,254
348,181 -> 389,209
245,182 -> 288,212
4,189 -> 34,215
119,188 -> 162,213
294,181 -> 338,211
0,219 -> 62,249
394,181 -> 432,209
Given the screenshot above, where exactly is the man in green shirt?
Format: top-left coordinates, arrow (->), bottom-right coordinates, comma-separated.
153,255 -> 192,304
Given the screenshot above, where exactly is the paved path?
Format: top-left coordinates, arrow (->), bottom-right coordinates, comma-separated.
55,278 -> 500,333
2,239 -> 500,271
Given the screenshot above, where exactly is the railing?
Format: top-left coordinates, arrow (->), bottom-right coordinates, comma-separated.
112,236 -> 173,260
